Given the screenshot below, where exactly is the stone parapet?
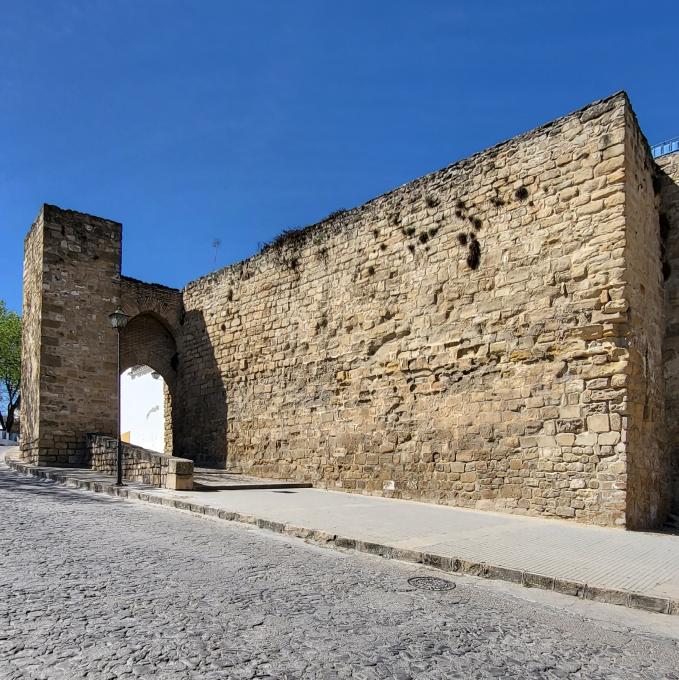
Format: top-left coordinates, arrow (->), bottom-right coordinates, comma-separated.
86,434 -> 193,490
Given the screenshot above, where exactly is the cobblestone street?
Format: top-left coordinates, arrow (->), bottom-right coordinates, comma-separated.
1,465 -> 678,680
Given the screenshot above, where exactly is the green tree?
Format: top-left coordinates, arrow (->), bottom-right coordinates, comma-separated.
0,301 -> 21,434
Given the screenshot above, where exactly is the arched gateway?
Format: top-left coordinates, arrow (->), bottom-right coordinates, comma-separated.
19,205 -> 226,470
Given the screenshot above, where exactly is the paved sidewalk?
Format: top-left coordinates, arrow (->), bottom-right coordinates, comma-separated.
5,448 -> 679,616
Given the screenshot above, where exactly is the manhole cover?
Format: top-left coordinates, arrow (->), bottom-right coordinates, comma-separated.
408,576 -> 456,591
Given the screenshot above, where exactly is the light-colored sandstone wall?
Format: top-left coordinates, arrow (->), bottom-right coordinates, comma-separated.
178,93 -> 636,525
21,205 -> 122,466
163,384 -> 173,455
119,276 -> 183,334
19,210 -> 45,463
86,434 -> 192,489
21,94 -> 675,526
656,151 -> 679,514
623,106 -> 667,529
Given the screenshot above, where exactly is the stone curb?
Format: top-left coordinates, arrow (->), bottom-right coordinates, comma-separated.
7,455 -> 677,617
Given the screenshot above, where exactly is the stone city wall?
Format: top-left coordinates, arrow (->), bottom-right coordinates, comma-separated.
86,434 -> 193,490
176,92 -> 660,526
622,105 -> 668,529
21,92 -> 677,528
657,151 -> 679,514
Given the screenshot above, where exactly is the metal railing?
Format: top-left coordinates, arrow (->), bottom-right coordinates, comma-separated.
651,137 -> 679,158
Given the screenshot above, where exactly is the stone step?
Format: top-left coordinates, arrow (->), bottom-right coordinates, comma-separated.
192,470 -> 312,492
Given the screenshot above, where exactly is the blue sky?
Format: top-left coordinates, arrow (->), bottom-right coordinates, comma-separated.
2,1 -> 678,313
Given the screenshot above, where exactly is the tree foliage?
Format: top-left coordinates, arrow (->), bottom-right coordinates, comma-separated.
0,300 -> 21,434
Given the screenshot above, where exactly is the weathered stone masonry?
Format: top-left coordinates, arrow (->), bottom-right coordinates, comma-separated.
21,92 -> 679,528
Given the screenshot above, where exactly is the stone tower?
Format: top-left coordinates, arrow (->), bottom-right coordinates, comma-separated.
21,205 -> 122,465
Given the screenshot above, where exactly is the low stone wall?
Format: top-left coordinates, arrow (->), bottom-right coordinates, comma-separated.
86,434 -> 193,490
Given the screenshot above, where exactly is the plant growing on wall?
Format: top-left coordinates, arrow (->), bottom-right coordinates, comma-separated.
0,300 -> 21,434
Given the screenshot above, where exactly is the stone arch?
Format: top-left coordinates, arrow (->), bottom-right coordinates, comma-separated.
120,276 -> 184,335
119,312 -> 178,453
120,312 -> 177,385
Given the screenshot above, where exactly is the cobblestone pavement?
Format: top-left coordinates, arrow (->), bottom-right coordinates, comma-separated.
1,466 -> 679,680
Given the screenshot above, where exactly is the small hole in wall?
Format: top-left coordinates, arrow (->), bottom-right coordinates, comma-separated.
457,233 -> 468,246
367,266 -> 375,276
408,244 -> 415,253
227,289 -> 233,302
467,235 -> 481,270
472,217 -> 482,230
418,232 -> 429,244
373,228 -> 379,238
221,323 -> 226,331
515,186 -> 529,201
455,199 -> 466,210
429,227 -> 439,238
380,243 -> 387,251
315,313 -> 328,332
404,227 -> 416,237
455,210 -> 464,219
425,195 -> 439,208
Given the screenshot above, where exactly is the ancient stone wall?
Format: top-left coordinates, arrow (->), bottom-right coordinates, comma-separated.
656,151 -> 679,514
119,313 -> 177,381
21,93 -> 678,527
20,206 -> 121,466
177,92 -> 647,525
120,276 -> 183,333
19,210 -> 45,463
623,107 -> 668,529
86,434 -> 193,489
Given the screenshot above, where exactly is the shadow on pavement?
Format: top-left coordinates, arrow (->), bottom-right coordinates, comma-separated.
0,466 -> 124,506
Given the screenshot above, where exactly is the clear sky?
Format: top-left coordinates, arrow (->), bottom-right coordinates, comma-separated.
2,1 -> 678,313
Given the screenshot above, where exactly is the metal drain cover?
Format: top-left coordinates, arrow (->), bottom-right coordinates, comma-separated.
408,576 -> 456,591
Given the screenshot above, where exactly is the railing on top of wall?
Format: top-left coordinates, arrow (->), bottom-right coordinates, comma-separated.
652,137 -> 679,159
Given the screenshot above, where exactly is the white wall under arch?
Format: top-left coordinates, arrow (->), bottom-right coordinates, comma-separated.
121,366 -> 165,453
